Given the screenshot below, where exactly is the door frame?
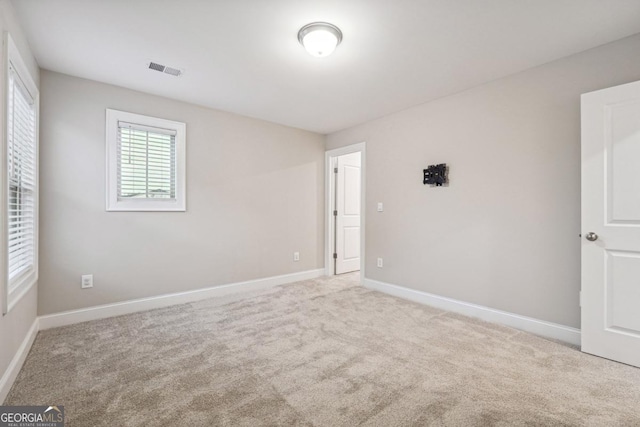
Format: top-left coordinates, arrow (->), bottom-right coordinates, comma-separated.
325,142 -> 366,282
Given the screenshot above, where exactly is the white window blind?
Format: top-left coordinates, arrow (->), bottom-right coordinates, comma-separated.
7,64 -> 36,288
106,109 -> 186,211
117,121 -> 176,200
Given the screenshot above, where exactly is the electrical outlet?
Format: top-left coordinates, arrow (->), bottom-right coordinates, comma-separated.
377,258 -> 383,268
377,202 -> 384,212
293,252 -> 300,262
81,274 -> 93,289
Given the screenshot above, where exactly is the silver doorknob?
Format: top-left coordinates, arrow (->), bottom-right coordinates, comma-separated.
586,232 -> 598,242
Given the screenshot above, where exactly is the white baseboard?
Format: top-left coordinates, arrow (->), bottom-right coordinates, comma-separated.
39,269 -> 324,330
0,318 -> 38,404
363,278 -> 581,346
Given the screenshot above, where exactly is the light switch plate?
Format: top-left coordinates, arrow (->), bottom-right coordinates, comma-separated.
81,274 -> 93,289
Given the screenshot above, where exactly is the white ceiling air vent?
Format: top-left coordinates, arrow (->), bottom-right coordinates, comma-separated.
148,62 -> 183,77
148,62 -> 165,72
163,66 -> 182,76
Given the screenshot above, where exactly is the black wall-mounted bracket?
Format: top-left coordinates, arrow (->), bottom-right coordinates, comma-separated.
423,163 -> 448,186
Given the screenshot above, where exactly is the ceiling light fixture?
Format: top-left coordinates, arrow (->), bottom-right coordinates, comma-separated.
298,22 -> 343,58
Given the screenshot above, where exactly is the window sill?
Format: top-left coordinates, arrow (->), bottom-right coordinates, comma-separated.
4,270 -> 37,315
106,200 -> 186,212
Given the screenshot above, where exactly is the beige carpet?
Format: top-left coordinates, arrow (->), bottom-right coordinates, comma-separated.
5,273 -> 640,426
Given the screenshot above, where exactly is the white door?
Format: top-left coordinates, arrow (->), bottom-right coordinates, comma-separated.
581,80 -> 640,368
335,152 -> 361,274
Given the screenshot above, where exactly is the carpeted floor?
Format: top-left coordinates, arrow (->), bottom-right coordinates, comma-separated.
5,273 -> 640,426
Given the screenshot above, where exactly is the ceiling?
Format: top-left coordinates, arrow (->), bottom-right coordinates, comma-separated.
12,0 -> 640,134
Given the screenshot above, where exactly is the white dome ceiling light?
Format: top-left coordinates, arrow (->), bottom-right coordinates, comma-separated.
298,22 -> 343,58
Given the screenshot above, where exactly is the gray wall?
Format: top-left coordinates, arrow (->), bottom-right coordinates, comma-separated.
327,34 -> 640,329
38,71 -> 325,315
0,0 -> 39,392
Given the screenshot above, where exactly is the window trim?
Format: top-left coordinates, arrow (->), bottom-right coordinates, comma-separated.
105,109 -> 186,212
2,32 -> 39,315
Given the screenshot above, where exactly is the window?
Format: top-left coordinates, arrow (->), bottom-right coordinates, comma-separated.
106,109 -> 186,211
2,34 -> 39,314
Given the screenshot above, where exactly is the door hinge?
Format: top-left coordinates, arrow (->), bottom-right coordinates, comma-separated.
333,253 -> 337,259
333,210 -> 338,216
579,291 -> 582,307
334,167 -> 338,173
